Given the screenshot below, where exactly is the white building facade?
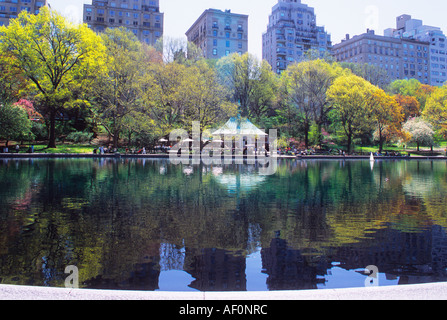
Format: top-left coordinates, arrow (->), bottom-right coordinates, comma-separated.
262,0 -> 331,74
385,15 -> 447,86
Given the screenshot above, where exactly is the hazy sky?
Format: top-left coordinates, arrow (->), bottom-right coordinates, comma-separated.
48,0 -> 447,59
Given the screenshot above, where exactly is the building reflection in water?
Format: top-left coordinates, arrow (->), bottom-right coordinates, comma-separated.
83,224 -> 447,291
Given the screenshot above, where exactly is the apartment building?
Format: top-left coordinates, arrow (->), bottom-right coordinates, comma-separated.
332,29 -> 431,85
385,14 -> 447,86
0,0 -> 47,26
262,0 -> 332,74
185,8 -> 248,59
83,0 -> 164,46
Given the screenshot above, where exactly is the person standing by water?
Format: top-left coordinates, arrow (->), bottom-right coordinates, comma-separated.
15,144 -> 20,153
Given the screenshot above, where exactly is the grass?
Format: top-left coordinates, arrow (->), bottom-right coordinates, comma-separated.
7,139 -> 447,156
33,144 -> 96,154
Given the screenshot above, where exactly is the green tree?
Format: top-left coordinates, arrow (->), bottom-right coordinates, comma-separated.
280,63 -> 313,148
90,27 -> 147,148
182,60 -> 236,132
0,103 -> 32,147
341,62 -> 391,89
327,74 -> 375,153
216,52 -> 277,120
282,60 -> 343,147
388,79 -> 435,111
141,61 -> 194,138
0,7 -> 106,148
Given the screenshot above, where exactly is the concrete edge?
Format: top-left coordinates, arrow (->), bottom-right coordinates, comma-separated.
1,282 -> 447,300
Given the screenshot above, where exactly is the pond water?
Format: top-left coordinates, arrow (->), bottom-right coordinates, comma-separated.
1,158 -> 447,291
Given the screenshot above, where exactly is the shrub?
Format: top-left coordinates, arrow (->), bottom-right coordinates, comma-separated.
66,131 -> 94,143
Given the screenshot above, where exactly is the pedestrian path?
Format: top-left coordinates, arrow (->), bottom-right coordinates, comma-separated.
1,282 -> 447,300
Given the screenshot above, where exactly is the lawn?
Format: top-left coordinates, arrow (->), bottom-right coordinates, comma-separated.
33,144 -> 96,154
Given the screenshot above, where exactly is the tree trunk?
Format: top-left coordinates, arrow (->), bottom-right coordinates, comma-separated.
113,131 -> 120,149
47,109 -> 57,149
417,142 -> 420,152
128,131 -> 133,147
317,122 -> 323,149
304,121 -> 310,149
378,132 -> 384,154
347,133 -> 352,154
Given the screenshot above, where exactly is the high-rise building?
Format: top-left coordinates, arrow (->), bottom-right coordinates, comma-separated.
185,9 -> 248,60
384,14 -> 447,86
262,0 -> 332,74
0,0 -> 47,27
332,29 -> 431,85
83,0 -> 164,46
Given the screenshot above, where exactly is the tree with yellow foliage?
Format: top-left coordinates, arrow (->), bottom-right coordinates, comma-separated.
0,7 -> 107,148
327,74 -> 375,154
423,85 -> 447,138
370,88 -> 407,153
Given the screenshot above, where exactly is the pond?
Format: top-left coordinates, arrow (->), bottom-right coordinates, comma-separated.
1,158 -> 447,291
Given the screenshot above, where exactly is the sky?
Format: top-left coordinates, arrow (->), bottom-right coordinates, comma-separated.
48,0 -> 447,60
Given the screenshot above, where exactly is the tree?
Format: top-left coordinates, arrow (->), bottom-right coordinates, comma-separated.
216,52 -> 276,120
182,60 -> 236,132
327,74 -> 375,153
14,99 -> 42,122
0,54 -> 30,104
281,63 -> 313,148
155,36 -> 203,64
141,62 -> 188,136
0,103 -> 32,147
388,79 -> 435,111
341,62 -> 391,89
402,117 -> 435,151
423,85 -> 447,137
0,7 -> 106,148
282,60 -> 343,147
389,79 -> 421,97
248,60 -> 278,124
394,94 -> 421,120
275,75 -> 303,139
91,28 -> 147,148
370,89 -> 405,153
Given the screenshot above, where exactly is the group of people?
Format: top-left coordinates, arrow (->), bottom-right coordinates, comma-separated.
1,145 -> 34,153
373,151 -> 404,157
93,146 -> 117,154
93,146 -> 152,154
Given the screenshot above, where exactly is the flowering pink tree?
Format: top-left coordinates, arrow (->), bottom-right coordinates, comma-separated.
13,99 -> 42,122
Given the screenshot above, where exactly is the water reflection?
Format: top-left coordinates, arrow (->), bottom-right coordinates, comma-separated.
0,158 -> 447,291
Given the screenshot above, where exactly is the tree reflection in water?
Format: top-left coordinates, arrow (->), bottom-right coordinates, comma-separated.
0,158 -> 447,291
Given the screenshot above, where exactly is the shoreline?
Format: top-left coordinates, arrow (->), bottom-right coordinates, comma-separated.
1,282 -> 447,300
0,153 -> 446,160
